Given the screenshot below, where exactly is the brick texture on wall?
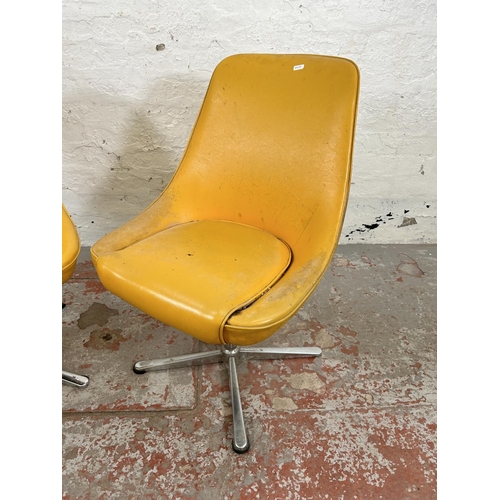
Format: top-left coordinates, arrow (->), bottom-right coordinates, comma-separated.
62,0 -> 436,246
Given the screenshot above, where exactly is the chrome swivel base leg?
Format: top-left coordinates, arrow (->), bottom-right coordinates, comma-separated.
62,370 -> 89,388
133,344 -> 322,453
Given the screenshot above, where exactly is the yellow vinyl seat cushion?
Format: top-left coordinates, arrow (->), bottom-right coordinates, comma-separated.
62,204 -> 80,283
96,220 -> 292,344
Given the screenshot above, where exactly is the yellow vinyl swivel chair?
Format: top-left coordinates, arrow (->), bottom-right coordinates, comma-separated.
62,204 -> 89,388
91,54 -> 359,452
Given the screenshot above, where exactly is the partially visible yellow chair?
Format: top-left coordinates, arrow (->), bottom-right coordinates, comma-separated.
62,204 -> 89,388
91,54 -> 359,452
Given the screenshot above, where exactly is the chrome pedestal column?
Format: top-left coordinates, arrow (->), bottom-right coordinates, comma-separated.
133,344 -> 322,453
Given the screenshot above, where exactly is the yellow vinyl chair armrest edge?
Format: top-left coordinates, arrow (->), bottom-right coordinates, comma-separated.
62,204 -> 81,283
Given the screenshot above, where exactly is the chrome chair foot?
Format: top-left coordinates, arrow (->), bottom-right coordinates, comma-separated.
133,343 -> 321,453
133,350 -> 224,373
240,346 -> 322,359
228,354 -> 250,453
62,370 -> 89,388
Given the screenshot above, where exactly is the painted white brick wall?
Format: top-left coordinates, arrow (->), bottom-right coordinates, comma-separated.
62,0 -> 436,246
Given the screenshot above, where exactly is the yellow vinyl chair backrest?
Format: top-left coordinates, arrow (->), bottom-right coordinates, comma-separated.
62,204 -> 80,283
91,54 -> 360,346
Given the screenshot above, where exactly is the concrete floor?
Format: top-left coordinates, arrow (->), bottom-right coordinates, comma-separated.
62,244 -> 436,499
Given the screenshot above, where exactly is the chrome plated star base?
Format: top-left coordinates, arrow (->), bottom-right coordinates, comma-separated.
133,344 -> 322,453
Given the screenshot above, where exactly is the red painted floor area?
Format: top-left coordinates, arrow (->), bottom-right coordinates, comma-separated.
63,245 -> 436,499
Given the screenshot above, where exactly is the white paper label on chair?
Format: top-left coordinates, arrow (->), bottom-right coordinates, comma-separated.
293,64 -> 305,71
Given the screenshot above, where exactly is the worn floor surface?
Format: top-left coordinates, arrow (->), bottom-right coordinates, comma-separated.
62,244 -> 437,500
